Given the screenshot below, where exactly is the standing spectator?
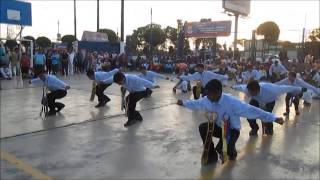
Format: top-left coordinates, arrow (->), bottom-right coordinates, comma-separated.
51,50 -> 60,75
46,49 -> 52,74
61,50 -> 69,76
83,51 -> 91,73
20,53 -> 30,79
0,45 -> 12,79
10,48 -> 20,76
75,50 -> 83,73
33,50 -> 46,77
68,49 -> 75,75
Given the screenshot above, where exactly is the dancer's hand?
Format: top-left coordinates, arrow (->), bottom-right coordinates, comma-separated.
65,86 -> 71,90
166,77 -> 170,80
177,99 -> 183,106
275,117 -> 284,125
302,87 -> 307,92
154,85 -> 160,88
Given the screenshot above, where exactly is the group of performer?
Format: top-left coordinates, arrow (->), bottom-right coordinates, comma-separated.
29,60 -> 319,165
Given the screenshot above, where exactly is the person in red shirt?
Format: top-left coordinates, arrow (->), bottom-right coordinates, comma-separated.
20,53 -> 30,79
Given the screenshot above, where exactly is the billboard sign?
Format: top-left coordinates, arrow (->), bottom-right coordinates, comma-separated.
184,21 -> 231,38
223,0 -> 250,16
81,31 -> 109,42
0,0 -> 32,26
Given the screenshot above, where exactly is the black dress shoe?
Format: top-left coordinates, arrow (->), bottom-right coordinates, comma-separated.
56,104 -> 65,112
95,102 -> 105,108
136,114 -> 143,121
283,112 -> 289,116
207,152 -> 218,164
249,129 -> 258,136
124,119 -> 137,127
229,155 -> 237,161
47,111 -> 56,116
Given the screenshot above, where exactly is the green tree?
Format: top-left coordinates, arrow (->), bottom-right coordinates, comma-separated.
61,34 -> 77,48
144,24 -> 166,48
257,21 -> 280,54
36,36 -> 51,48
183,39 -> 191,55
125,35 -> 139,54
126,24 -> 167,56
98,29 -> 118,43
5,40 -> 18,50
279,41 -> 296,49
308,28 -> 320,42
164,26 -> 178,47
22,36 -> 35,47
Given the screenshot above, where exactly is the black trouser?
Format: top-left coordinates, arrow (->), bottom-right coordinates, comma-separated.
52,64 -> 59,75
199,123 -> 240,159
96,83 -> 111,103
61,61 -> 68,75
47,90 -> 67,112
46,60 -> 51,74
126,90 -> 149,120
247,99 -> 275,134
285,92 -> 303,112
192,86 -> 206,99
146,88 -> 153,96
34,64 -> 44,77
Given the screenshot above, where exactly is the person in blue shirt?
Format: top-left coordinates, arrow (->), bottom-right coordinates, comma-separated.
241,65 -> 262,83
275,71 -> 320,116
33,50 -> 46,77
232,80 -> 304,136
177,80 -> 284,163
87,68 -> 119,107
51,50 -> 60,75
138,66 -> 169,97
269,60 -> 288,82
179,64 -> 229,99
138,66 -> 169,83
30,70 -> 70,116
113,72 -> 160,127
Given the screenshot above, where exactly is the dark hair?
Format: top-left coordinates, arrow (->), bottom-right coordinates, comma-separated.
289,71 -> 296,78
205,79 -> 222,94
247,80 -> 260,92
196,64 -> 205,69
113,72 -> 125,83
86,69 -> 94,77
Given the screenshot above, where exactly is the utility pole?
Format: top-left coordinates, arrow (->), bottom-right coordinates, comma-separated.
57,20 -> 61,42
74,0 -> 77,39
121,0 -> 124,42
97,0 -> 100,31
150,7 -> 153,61
233,13 -> 239,60
251,30 -> 256,61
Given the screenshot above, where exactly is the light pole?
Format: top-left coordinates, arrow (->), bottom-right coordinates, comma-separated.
150,7 -> 153,61
121,0 -> 124,42
97,0 -> 100,31
74,0 -> 77,39
233,13 -> 239,59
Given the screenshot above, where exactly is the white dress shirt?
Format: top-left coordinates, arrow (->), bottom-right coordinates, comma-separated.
94,69 -> 119,84
275,77 -> 320,95
180,71 -> 229,87
31,75 -> 68,91
269,63 -> 288,76
242,69 -> 261,82
182,93 -> 277,130
123,74 -> 157,93
139,71 -> 166,83
233,82 -> 302,104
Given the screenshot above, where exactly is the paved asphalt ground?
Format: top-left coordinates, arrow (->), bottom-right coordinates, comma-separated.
1,73 -> 319,179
